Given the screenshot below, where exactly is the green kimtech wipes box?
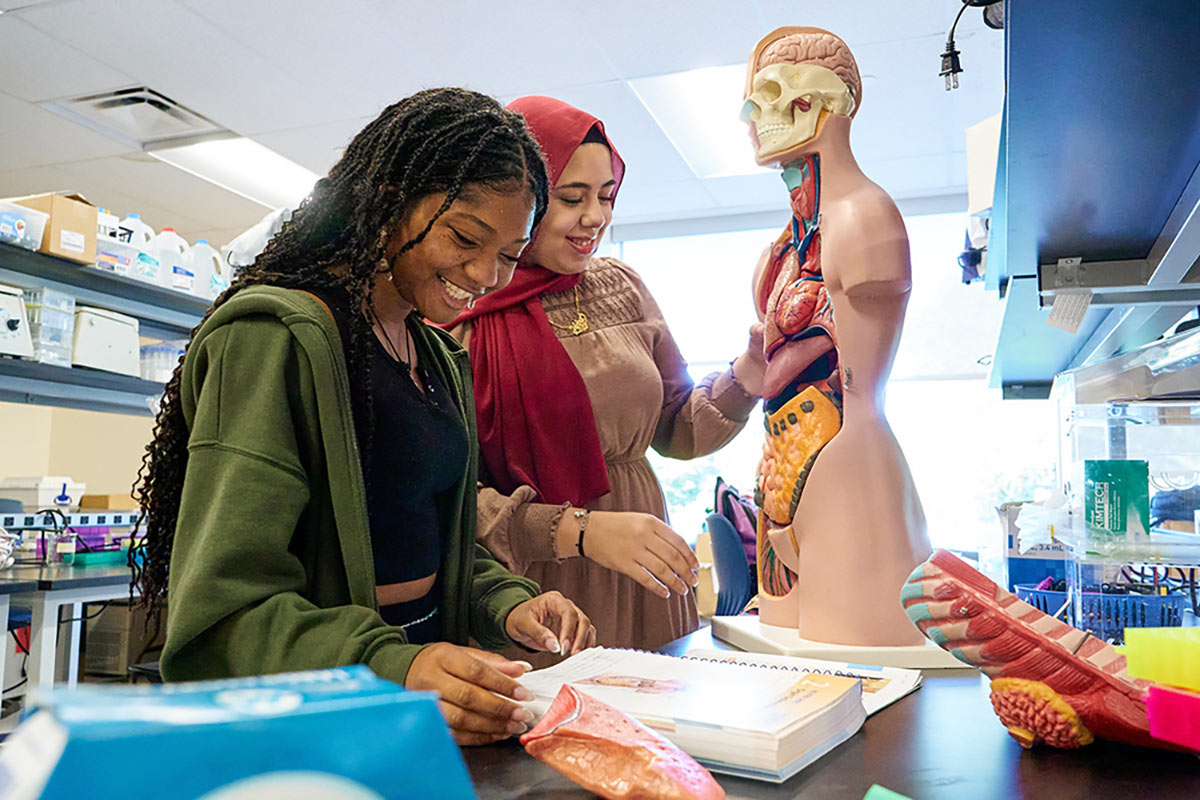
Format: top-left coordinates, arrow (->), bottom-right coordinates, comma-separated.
1084,459 -> 1149,539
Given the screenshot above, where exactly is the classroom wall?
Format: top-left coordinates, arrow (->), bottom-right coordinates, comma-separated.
0,401 -> 153,501
0,403 -> 53,479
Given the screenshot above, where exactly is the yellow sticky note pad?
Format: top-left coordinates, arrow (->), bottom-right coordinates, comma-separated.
1123,628 -> 1200,692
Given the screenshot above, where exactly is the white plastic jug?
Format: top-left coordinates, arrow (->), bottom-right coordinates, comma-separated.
188,239 -> 228,300
153,228 -> 194,293
118,213 -> 155,249
118,214 -> 162,284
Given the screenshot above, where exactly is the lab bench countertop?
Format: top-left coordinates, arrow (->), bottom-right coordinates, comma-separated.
462,628 -> 1200,800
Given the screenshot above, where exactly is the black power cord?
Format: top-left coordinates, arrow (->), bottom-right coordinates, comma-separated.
941,0 -> 1003,91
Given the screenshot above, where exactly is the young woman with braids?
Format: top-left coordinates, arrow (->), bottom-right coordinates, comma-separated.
446,97 -> 767,656
130,88 -> 593,746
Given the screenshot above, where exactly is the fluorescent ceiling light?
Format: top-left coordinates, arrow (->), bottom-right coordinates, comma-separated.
148,136 -> 319,210
629,64 -> 770,180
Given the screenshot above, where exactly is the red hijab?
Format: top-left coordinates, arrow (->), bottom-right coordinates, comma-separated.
447,96 -> 625,506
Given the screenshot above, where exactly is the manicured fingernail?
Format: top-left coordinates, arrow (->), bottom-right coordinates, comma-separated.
515,686 -> 534,702
507,721 -> 528,735
512,707 -> 534,723
516,661 -> 533,672
545,637 -> 560,653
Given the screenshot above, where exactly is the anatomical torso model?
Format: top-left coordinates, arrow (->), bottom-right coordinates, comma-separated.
744,27 -> 931,645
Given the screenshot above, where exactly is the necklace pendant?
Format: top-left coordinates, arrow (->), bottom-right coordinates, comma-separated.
570,313 -> 589,336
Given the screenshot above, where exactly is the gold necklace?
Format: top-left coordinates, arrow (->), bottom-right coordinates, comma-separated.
546,285 -> 589,336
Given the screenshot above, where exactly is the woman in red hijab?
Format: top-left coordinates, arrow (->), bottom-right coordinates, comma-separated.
447,96 -> 765,654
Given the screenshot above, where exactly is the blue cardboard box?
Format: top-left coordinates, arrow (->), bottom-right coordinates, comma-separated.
0,666 -> 476,799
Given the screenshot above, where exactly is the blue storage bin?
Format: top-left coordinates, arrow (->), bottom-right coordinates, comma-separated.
1015,583 -> 1186,644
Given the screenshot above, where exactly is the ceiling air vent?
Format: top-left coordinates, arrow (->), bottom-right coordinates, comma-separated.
41,86 -> 226,149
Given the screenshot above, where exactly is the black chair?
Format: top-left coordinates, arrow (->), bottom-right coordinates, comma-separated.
705,513 -> 754,616
127,661 -> 163,684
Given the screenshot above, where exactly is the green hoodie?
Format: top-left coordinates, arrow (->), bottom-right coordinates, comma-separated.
161,285 -> 539,684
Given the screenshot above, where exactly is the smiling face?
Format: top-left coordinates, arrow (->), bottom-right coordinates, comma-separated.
524,142 -> 615,275
384,184 -> 534,324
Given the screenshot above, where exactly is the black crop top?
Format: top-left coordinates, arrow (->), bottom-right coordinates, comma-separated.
309,288 -> 469,588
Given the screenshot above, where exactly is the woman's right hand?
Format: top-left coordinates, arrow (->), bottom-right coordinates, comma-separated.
559,510 -> 699,598
405,643 -> 535,746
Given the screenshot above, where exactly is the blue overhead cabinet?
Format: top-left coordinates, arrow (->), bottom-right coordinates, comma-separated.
987,0 -> 1200,398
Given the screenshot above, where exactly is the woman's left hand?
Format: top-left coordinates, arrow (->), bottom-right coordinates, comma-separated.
731,322 -> 766,397
506,591 -> 595,656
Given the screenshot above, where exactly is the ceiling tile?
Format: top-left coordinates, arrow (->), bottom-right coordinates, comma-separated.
178,0 -> 621,127
0,16 -> 134,102
0,163 -> 79,196
250,117 -> 373,176
703,171 -> 786,210
501,81 -> 698,186
18,0 -> 361,135
614,178 -> 718,220
59,154 -> 268,231
573,2 -> 766,80
754,0 -> 953,47
0,90 -> 133,170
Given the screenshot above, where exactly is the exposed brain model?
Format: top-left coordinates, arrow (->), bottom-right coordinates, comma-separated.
755,31 -> 862,111
742,27 -> 932,646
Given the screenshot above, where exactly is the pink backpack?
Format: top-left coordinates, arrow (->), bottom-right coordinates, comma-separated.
714,477 -> 759,574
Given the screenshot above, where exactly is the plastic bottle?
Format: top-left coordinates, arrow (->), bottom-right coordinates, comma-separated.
188,239 -> 228,300
118,213 -> 154,249
119,213 -> 163,285
153,228 -> 194,293
96,208 -> 120,241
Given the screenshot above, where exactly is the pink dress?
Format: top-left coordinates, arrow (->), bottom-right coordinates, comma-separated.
453,258 -> 758,654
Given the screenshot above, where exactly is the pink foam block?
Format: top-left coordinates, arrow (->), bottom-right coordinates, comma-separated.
1145,685 -> 1200,752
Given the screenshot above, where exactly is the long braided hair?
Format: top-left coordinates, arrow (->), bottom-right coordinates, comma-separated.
130,88 -> 549,616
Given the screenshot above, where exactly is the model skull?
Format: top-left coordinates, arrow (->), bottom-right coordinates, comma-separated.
742,63 -> 855,160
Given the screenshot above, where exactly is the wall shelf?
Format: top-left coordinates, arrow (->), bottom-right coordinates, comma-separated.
0,356 -> 163,416
0,243 -> 205,415
0,243 -> 208,340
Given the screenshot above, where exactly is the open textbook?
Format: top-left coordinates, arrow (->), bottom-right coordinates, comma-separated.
517,647 -> 867,783
684,649 -> 923,716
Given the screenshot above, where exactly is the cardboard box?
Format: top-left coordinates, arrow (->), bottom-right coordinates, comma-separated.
10,192 -> 97,265
0,666 -> 476,800
966,113 -> 1002,217
79,493 -> 137,510
83,600 -> 164,677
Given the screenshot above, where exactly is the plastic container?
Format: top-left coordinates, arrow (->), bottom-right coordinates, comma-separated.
0,477 -> 86,512
188,239 -> 227,300
29,322 -> 71,349
117,213 -> 154,249
94,239 -> 142,277
1015,583 -> 1186,644
30,287 -> 75,313
0,199 -> 49,252
140,340 -> 186,383
25,303 -> 74,330
96,208 -> 120,241
152,228 -> 193,293
27,288 -> 76,366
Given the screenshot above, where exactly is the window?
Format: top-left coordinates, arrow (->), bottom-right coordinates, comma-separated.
622,212 -> 1056,549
